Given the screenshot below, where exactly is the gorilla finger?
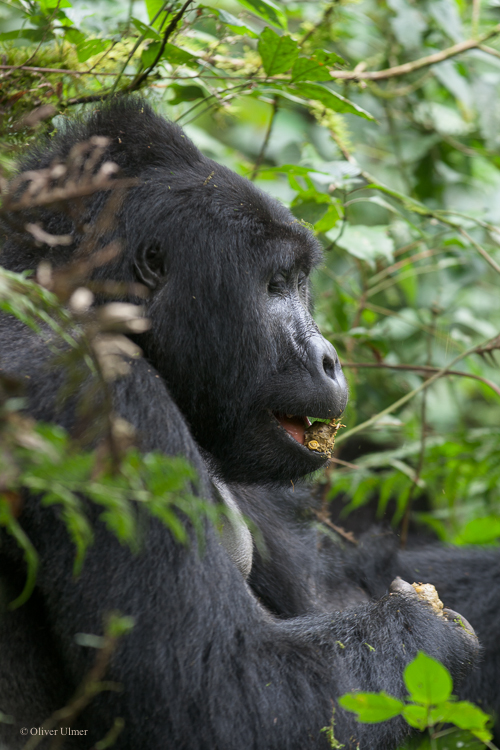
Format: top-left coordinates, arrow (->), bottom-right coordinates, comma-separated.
389,577 -> 418,597
443,609 -> 477,641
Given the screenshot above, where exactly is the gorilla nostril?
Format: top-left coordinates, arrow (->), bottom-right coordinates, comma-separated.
323,356 -> 336,379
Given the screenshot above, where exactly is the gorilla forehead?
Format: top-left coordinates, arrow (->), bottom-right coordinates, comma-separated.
16,97 -> 323,278
131,148 -> 322,276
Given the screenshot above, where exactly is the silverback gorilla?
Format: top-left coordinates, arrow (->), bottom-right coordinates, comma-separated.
0,99 -> 498,749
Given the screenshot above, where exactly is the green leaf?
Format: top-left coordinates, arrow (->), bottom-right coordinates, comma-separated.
215,9 -> 258,37
0,497 -> 38,609
76,39 -> 109,63
0,29 -> 48,42
141,41 -> 198,68
288,83 -> 374,120
291,57 -> 332,83
333,225 -> 394,268
258,164 -> 329,176
402,704 -> 428,730
169,83 -> 206,105
258,27 -> 298,76
145,0 -> 166,22
314,202 -> 343,233
455,516 -> 500,545
236,0 -> 287,29
439,701 -> 492,742
314,49 -> 345,66
39,0 -> 71,8
338,692 -> 404,722
403,652 -> 453,705
291,196 -> 329,226
131,17 -> 161,40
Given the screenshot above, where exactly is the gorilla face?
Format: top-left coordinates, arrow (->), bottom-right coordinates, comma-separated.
138,166 -> 348,484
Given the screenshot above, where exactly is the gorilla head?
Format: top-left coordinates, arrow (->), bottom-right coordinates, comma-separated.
2,99 -> 348,483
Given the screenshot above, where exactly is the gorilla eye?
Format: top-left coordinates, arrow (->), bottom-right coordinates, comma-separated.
268,272 -> 288,295
297,272 -> 307,290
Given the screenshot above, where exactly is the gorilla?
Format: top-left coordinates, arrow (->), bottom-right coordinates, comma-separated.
0,98 -> 497,750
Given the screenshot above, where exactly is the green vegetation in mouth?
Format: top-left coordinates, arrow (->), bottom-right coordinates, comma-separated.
304,418 -> 345,457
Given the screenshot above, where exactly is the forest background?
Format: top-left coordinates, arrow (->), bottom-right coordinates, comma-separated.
1,0 -> 500,746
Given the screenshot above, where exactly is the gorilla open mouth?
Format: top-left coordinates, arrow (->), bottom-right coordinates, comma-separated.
273,413 -> 312,445
272,413 -> 344,459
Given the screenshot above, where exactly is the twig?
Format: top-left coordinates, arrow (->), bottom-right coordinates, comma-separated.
314,508 -> 358,545
128,0 -> 194,91
458,227 -> 500,275
479,43 -> 500,59
329,23 -> 500,81
250,98 -> 278,181
0,64 -> 122,77
399,310 -> 435,548
110,0 -> 173,95
341,362 -> 500,399
0,1 -> 60,80
328,456 -> 361,470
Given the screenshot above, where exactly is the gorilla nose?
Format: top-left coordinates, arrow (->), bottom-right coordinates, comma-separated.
309,335 -> 348,412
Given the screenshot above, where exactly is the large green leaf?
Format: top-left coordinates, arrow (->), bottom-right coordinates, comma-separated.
455,516 -> 500,545
236,0 -> 286,29
438,701 -> 492,742
258,27 -> 298,76
404,652 -> 452,705
291,57 -> 332,83
145,0 -> 166,22
76,39 -> 110,63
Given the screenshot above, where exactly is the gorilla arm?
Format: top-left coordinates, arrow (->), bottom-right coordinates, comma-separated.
0,361 -> 479,750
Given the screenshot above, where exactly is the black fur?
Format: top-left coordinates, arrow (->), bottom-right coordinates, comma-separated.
0,99 -> 494,750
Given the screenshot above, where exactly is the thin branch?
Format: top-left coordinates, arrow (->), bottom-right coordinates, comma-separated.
341,362 -> 500,399
479,43 -> 500,59
250,98 -> 278,181
329,23 -> 500,81
0,64 -> 123,77
110,0 -> 173,95
314,509 -> 358,545
458,227 -> 500,275
400,311 -> 435,549
128,0 -> 195,91
328,456 -> 361,470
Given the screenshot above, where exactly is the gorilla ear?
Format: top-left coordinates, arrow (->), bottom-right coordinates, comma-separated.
134,242 -> 165,289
